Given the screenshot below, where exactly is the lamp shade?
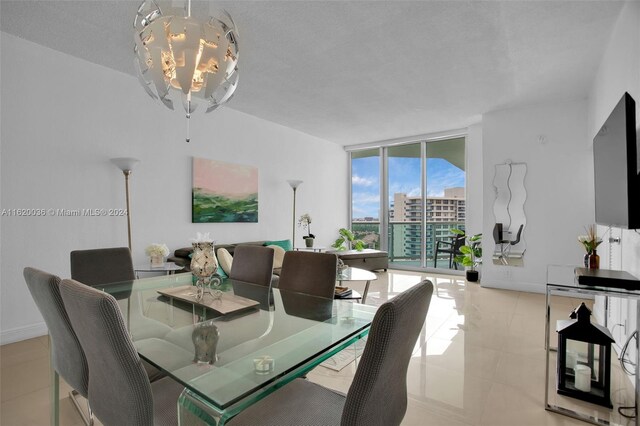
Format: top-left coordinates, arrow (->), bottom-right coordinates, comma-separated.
111,157 -> 140,172
133,0 -> 239,115
287,180 -> 303,189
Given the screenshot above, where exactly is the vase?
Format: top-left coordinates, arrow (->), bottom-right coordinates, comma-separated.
150,255 -> 164,267
588,250 -> 600,270
305,237 -> 314,248
583,253 -> 590,268
191,241 -> 217,293
466,270 -> 479,282
192,320 -> 219,364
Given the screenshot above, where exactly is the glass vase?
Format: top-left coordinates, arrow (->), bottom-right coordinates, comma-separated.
191,241 -> 217,298
588,250 -> 600,270
583,253 -> 590,268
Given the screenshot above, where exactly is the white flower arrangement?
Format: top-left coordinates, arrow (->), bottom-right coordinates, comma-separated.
190,232 -> 214,243
297,213 -> 314,238
145,243 -> 170,258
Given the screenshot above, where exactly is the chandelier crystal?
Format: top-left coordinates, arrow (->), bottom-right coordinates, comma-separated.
134,0 -> 239,142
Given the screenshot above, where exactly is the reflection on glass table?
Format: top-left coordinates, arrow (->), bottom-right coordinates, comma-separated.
93,273 -> 377,425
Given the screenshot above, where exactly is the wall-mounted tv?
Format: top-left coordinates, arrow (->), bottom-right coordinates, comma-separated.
593,92 -> 639,229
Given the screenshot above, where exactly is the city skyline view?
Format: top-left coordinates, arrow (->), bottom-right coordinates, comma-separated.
352,155 -> 466,220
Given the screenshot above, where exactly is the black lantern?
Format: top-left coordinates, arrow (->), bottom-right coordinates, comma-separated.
556,303 -> 614,408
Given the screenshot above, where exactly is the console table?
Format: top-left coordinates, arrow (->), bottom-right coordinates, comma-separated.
545,265 -> 640,426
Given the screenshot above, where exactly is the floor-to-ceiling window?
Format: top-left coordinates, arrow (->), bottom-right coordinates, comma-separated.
351,149 -> 381,249
350,136 -> 466,272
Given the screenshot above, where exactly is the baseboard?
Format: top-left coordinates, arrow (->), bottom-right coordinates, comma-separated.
1,322 -> 48,345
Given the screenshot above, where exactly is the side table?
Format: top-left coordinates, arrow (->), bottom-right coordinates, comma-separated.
134,262 -> 184,279
545,265 -> 640,426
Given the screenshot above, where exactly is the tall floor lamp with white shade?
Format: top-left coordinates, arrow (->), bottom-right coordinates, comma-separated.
287,180 -> 303,247
111,158 -> 140,251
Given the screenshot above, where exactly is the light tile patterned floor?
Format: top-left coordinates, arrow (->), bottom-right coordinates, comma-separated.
1,270 -> 635,425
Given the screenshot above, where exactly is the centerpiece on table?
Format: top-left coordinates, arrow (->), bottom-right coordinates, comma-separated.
190,232 -> 220,299
578,225 -> 602,269
145,243 -> 170,267
298,213 -> 315,247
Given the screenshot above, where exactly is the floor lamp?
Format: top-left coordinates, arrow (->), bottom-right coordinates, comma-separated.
111,158 -> 140,251
287,180 -> 303,248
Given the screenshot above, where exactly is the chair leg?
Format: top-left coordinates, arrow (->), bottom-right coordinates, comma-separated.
69,390 -> 93,426
51,366 -> 59,426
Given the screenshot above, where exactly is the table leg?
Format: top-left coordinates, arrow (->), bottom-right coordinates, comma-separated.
544,288 -> 551,412
636,300 -> 640,426
362,280 -> 371,304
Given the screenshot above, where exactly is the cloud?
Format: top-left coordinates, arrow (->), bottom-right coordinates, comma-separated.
352,175 -> 376,187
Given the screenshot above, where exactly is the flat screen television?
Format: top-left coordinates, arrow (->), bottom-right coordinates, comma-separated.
593,92 -> 640,229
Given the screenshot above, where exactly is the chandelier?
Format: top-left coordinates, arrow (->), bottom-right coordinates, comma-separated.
134,0 -> 239,142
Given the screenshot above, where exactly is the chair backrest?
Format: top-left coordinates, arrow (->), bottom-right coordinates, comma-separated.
70,247 -> 135,286
492,223 -> 504,243
453,234 -> 466,251
342,280 -> 434,426
230,245 -> 275,287
510,224 -> 524,245
23,267 -> 89,398
60,278 -> 155,426
278,251 -> 337,299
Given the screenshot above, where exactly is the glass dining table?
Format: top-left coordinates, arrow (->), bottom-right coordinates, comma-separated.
92,273 -> 377,425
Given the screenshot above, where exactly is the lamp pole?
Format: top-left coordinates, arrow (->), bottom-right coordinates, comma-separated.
111,158 -> 140,252
287,180 -> 303,248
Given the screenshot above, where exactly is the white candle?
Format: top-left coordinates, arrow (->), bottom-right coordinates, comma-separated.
254,356 -> 274,375
566,351 -> 577,369
574,365 -> 592,392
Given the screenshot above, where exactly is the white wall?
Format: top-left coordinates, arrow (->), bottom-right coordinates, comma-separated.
465,123 -> 483,238
481,99 -> 593,292
0,33 -> 347,343
587,0 -> 640,355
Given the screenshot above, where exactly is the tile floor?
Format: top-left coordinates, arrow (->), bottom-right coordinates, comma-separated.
1,269 -> 636,425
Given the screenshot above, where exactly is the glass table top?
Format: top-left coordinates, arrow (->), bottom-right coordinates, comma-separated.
94,274 -> 377,411
547,264 -> 640,297
336,267 -> 377,282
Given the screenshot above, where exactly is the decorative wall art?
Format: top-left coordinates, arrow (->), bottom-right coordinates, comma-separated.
192,157 -> 258,223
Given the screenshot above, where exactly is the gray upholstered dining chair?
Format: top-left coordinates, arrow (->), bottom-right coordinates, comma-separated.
70,247 -> 135,286
228,279 -> 434,426
229,245 -> 275,287
277,251 -> 338,299
23,267 -> 92,425
70,246 -> 170,378
59,278 -> 186,426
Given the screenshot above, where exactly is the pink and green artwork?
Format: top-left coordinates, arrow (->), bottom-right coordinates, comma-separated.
192,157 -> 258,223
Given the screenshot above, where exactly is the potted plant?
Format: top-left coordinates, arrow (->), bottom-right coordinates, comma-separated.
298,213 -> 315,247
578,224 -> 603,269
331,228 -> 366,251
452,229 -> 482,282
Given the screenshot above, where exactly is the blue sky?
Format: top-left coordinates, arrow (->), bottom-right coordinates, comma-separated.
352,156 -> 465,219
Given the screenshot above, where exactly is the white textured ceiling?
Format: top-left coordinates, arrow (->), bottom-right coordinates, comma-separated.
0,1 -> 624,145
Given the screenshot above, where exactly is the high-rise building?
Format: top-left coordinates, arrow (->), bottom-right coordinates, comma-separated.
390,189 -> 466,260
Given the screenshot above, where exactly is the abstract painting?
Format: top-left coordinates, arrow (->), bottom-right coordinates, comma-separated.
192,157 -> 258,223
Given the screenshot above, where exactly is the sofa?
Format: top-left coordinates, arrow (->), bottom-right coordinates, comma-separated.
168,240 -> 286,286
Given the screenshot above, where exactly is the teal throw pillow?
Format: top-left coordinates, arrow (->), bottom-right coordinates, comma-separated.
216,264 -> 228,278
264,239 -> 292,251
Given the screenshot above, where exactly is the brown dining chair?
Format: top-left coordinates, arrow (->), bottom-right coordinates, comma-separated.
230,245 -> 275,287
277,251 -> 338,299
229,279 -> 434,426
